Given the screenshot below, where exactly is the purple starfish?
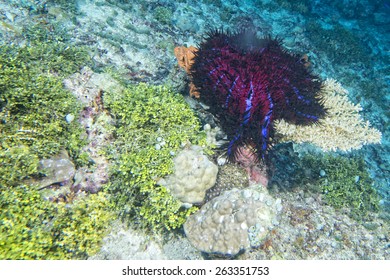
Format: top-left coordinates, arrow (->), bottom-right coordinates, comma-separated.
190,30 -> 326,161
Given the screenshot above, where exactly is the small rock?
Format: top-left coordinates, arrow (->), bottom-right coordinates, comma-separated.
65,113 -> 75,123
354,176 -> 360,183
217,157 -> 227,166
31,150 -> 75,189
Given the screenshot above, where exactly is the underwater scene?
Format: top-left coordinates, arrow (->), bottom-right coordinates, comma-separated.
0,0 -> 389,260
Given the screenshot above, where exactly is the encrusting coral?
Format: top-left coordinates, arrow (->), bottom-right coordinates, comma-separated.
274,79 -> 382,152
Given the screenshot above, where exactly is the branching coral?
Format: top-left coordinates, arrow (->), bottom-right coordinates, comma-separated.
274,79 -> 382,152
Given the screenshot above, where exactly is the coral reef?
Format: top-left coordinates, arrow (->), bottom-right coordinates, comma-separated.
89,220 -> 203,260
246,188 -> 389,260
0,23 -> 113,260
274,79 -> 382,152
153,6 -> 173,25
0,30 -> 89,188
104,82 -> 210,231
63,67 -> 123,195
89,221 -> 168,260
1,0 -> 388,262
184,185 -> 282,256
306,22 -> 370,66
205,163 -> 248,202
0,185 -> 113,259
157,145 -> 218,206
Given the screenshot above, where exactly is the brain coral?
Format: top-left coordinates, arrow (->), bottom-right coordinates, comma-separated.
184,185 -> 282,256
158,145 -> 218,206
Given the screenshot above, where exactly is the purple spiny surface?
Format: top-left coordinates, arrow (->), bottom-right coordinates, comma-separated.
190,30 -> 326,160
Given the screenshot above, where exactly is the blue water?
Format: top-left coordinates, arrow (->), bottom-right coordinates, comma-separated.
1,0 -> 389,260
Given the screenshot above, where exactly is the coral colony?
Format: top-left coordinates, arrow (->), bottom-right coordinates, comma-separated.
176,30 -> 326,163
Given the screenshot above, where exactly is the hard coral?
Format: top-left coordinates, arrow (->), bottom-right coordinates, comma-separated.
184,185 -> 282,256
274,79 -> 382,151
158,145 -> 218,206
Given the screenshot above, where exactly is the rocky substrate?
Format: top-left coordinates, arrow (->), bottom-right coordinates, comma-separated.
244,188 -> 389,260
89,184 -> 389,260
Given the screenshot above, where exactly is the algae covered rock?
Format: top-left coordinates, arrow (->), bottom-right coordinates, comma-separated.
27,150 -> 75,190
158,145 -> 218,206
184,185 -> 282,256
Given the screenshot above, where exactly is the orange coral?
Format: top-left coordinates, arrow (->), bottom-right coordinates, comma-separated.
174,46 -> 197,73
174,46 -> 200,98
188,81 -> 200,98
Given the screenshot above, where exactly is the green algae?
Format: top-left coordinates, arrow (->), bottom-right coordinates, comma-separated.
104,83 -> 210,232
302,154 -> 380,220
0,23 -> 113,259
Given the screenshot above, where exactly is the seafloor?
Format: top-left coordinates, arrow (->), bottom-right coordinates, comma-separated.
0,0 -> 389,260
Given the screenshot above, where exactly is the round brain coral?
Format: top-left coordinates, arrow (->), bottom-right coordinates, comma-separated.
189,30 -> 326,161
184,185 -> 282,256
